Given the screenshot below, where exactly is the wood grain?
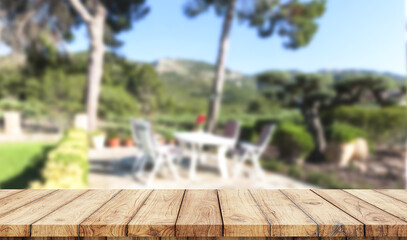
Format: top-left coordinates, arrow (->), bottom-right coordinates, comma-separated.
0,190 -> 56,217
313,189 -> 407,237
250,190 -> 317,237
0,190 -> 87,237
127,190 -> 185,237
376,189 -> 407,203
176,190 -> 222,237
80,190 -> 152,237
0,189 -> 405,238
281,189 -> 364,237
345,190 -> 407,222
0,190 -> 23,200
218,190 -> 269,237
31,190 -> 120,237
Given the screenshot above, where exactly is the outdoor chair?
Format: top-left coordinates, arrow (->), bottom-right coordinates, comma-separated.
130,119 -> 180,184
232,124 -> 275,180
223,120 -> 241,149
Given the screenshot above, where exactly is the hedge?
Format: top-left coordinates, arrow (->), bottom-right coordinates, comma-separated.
272,122 -> 314,162
327,122 -> 366,143
322,106 -> 407,145
30,128 -> 88,189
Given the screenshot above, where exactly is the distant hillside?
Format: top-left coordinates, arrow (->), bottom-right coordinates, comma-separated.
318,69 -> 406,83
153,58 -> 254,85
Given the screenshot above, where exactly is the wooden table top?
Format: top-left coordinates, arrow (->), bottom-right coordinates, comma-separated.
0,189 -> 406,238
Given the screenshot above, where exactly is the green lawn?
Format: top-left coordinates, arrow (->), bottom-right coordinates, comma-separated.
0,142 -> 55,188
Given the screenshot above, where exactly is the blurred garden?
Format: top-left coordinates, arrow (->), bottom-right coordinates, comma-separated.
0,0 -> 405,189
0,49 -> 406,189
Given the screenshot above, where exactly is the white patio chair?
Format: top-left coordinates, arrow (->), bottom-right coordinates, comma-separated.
130,118 -> 147,178
131,119 -> 180,184
233,124 -> 275,180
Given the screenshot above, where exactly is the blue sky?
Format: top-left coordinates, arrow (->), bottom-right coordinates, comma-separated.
6,0 -> 405,75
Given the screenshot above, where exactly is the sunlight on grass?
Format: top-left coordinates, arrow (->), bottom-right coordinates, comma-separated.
0,142 -> 54,185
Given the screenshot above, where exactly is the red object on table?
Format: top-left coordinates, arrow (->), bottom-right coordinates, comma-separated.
196,114 -> 206,124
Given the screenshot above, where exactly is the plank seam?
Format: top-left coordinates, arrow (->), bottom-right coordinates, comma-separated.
125,189 -> 155,236
29,189 -> 90,237
174,189 -> 187,237
343,189 -> 407,224
216,189 -> 224,237
0,189 -> 59,219
311,190 -> 367,236
279,189 -> 320,237
0,190 -> 24,201
374,189 -> 407,205
77,189 -> 123,238
248,189 -> 271,236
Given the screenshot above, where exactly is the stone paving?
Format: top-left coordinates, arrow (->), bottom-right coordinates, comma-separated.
89,147 -> 313,189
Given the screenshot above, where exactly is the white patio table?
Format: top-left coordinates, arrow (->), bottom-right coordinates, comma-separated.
174,131 -> 235,180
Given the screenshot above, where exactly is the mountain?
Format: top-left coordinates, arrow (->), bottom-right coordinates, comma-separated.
153,58 -> 254,86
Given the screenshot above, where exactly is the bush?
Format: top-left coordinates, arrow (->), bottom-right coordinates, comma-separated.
322,106 -> 407,145
327,122 -> 366,143
273,122 -> 314,162
99,86 -> 139,119
30,128 -> 88,189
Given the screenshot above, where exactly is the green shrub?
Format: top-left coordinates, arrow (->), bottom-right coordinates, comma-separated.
322,106 -> 407,145
30,128 -> 88,189
327,122 -> 366,143
99,86 -> 139,119
273,122 -> 314,162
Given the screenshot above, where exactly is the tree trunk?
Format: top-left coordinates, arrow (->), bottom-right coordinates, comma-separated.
304,104 -> 327,161
205,0 -> 236,133
85,3 -> 106,132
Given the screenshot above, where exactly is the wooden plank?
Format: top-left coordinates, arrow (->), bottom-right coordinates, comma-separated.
31,190 -> 120,237
376,189 -> 407,204
313,189 -> 407,237
218,190 -> 269,237
176,190 -> 222,237
80,190 -> 153,237
250,190 -> 317,237
345,190 -> 407,222
0,190 -> 23,200
281,189 -> 364,237
0,190 -> 56,217
0,190 -> 87,237
127,190 -> 185,237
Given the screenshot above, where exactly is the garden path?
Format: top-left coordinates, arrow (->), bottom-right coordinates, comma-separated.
88,147 -> 312,189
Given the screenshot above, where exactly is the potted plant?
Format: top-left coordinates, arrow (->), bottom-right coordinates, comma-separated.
91,130 -> 106,149
107,130 -> 121,148
122,131 -> 134,147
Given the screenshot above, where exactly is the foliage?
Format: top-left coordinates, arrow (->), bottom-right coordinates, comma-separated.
0,98 -> 23,111
91,130 -> 105,137
30,129 -> 88,189
0,142 -> 54,188
323,106 -> 407,145
327,122 -> 366,143
0,0 -> 150,52
261,159 -> 355,188
272,122 -> 314,161
125,64 -> 164,114
184,0 -> 326,49
99,86 -> 139,119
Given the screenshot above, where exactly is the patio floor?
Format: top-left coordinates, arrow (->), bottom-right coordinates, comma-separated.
88,147 -> 313,189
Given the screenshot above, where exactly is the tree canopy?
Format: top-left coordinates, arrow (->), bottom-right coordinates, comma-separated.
184,0 -> 326,49
0,0 -> 150,53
